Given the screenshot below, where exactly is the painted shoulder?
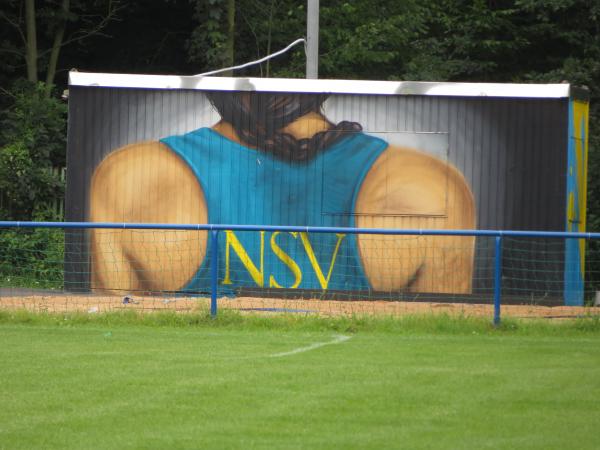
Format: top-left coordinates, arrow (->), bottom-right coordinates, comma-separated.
89,141 -> 206,223
356,145 -> 475,222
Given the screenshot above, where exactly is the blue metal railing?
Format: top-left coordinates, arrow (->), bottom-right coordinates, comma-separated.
1,221 -> 597,324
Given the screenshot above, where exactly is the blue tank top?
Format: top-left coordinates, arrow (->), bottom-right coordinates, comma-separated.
160,127 -> 388,294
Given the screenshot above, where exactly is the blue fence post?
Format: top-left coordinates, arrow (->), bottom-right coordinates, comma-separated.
210,230 -> 219,318
493,235 -> 503,326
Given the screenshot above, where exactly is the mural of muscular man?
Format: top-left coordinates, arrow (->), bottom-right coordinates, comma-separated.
90,92 -> 475,294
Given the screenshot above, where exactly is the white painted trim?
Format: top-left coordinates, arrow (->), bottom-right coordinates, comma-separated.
68,71 -> 576,99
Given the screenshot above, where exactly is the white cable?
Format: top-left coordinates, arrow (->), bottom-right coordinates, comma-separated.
195,38 -> 306,77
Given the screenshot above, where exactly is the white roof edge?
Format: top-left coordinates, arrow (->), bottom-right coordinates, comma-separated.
68,71 -> 575,99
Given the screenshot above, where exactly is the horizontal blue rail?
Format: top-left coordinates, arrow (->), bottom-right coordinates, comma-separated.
1,221 -> 595,323
0,221 -> 598,239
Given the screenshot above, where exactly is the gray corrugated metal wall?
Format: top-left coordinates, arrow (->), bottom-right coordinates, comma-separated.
66,87 -> 568,293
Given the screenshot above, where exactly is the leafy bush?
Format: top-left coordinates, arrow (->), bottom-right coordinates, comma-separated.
0,226 -> 64,289
0,80 -> 66,221
0,81 -> 66,289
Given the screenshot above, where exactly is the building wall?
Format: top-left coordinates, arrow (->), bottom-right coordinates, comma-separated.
66,87 -> 569,296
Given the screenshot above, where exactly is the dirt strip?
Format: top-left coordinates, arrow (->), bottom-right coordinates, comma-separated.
1,294 -> 598,319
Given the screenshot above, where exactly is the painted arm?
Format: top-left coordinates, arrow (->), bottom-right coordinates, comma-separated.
355,147 -> 476,293
89,141 -> 208,293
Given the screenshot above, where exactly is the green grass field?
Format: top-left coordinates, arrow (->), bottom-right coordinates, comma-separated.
0,311 -> 599,449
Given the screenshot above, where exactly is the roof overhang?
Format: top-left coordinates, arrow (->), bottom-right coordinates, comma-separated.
68,71 -> 588,100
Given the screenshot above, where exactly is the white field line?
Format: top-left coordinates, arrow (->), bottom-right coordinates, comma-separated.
269,334 -> 352,358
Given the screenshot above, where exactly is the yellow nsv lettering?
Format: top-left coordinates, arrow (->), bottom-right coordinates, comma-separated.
222,230 -> 265,287
299,232 -> 346,290
269,232 -> 302,289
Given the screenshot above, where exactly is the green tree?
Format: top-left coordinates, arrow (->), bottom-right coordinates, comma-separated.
0,81 -> 66,220
186,0 -> 427,79
0,0 -> 124,95
0,79 -> 67,288
187,0 -> 236,74
405,0 -> 600,86
318,0 -> 425,80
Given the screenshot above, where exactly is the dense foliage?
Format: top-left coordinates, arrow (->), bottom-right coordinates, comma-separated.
0,226 -> 64,289
0,81 -> 66,288
0,81 -> 66,220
